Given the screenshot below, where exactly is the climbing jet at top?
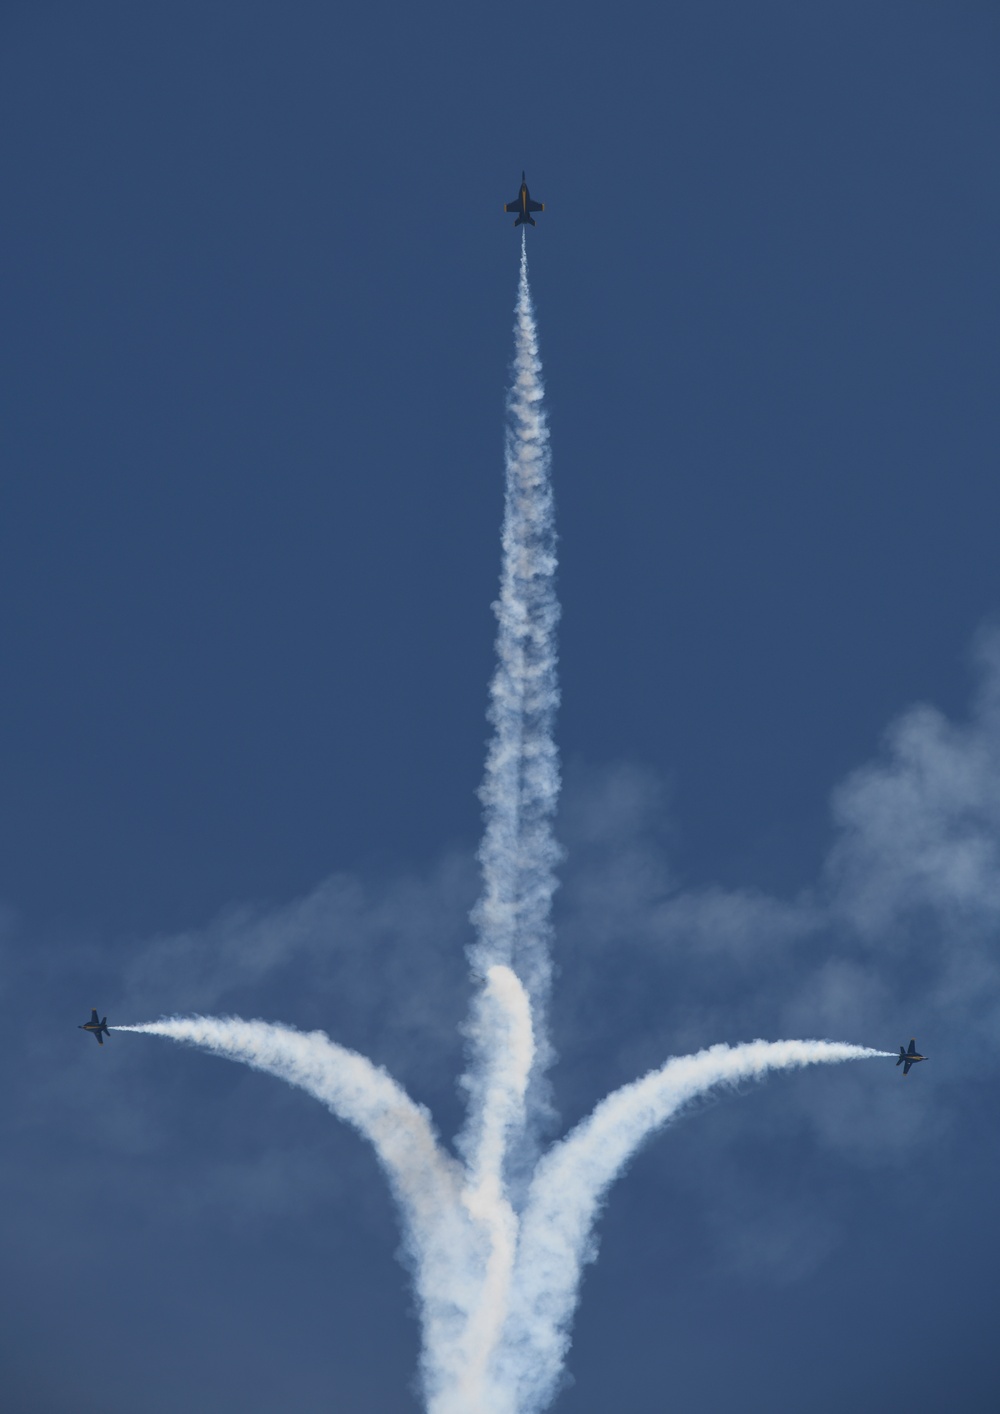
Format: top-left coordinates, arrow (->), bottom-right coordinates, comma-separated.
896,1038 -> 927,1075
504,171 -> 544,227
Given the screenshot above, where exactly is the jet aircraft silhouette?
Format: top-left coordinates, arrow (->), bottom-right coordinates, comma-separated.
79,1009 -> 110,1045
504,171 -> 544,227
896,1038 -> 927,1075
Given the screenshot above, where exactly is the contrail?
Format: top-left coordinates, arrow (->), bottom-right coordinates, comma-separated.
113,1016 -> 473,1406
453,966 -> 534,1409
115,245 -> 893,1414
116,973 -> 535,1414
503,1039 -> 894,1414
467,231 -> 561,1145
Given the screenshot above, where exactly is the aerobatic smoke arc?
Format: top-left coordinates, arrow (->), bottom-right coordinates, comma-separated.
115,235 -> 889,1414
504,1038 -> 892,1412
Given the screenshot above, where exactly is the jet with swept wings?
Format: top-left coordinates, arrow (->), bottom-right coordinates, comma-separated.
504,171 -> 544,227
79,1009 -> 110,1045
896,1038 -> 927,1075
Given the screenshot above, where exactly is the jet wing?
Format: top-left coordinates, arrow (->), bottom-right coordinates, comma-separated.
527,199 -> 544,212
903,1057 -> 912,1074
505,200 -> 522,213
90,1009 -> 100,1025
94,1029 -> 104,1045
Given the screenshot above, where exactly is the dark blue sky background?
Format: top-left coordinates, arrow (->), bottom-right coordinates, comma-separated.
3,4 -> 1000,1411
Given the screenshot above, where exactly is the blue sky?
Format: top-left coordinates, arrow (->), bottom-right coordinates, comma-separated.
3,4 -> 1000,1411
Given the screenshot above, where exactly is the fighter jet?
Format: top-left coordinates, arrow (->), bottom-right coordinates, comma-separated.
896,1038 -> 927,1075
504,171 -> 544,227
79,1009 -> 110,1045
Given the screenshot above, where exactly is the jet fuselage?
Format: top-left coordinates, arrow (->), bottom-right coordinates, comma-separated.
79,1010 -> 110,1045
505,171 -> 544,228
896,1039 -> 927,1075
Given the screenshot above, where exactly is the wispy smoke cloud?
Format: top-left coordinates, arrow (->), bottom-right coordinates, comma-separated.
115,238 -> 887,1413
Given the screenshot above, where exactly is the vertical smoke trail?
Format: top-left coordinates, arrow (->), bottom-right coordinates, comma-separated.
447,237 -> 561,1404
452,966 -> 534,1411
468,232 -> 561,1143
502,1039 -> 894,1414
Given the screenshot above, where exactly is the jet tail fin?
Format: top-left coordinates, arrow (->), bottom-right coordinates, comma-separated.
896,1047 -> 905,1065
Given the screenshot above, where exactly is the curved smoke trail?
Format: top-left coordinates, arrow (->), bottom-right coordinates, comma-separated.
502,1039 -> 894,1413
113,1016 -> 472,1404
467,232 -> 561,1144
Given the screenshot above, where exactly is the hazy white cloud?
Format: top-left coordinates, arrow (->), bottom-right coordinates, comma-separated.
109,854 -> 476,1091
827,640 -> 1000,940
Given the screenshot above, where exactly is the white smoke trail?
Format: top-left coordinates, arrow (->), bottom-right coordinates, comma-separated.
502,1039 -> 894,1413
113,248 -> 895,1414
113,1016 -> 471,1405
453,966 -> 534,1410
468,232 -> 560,1138
115,1014 -> 887,1411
